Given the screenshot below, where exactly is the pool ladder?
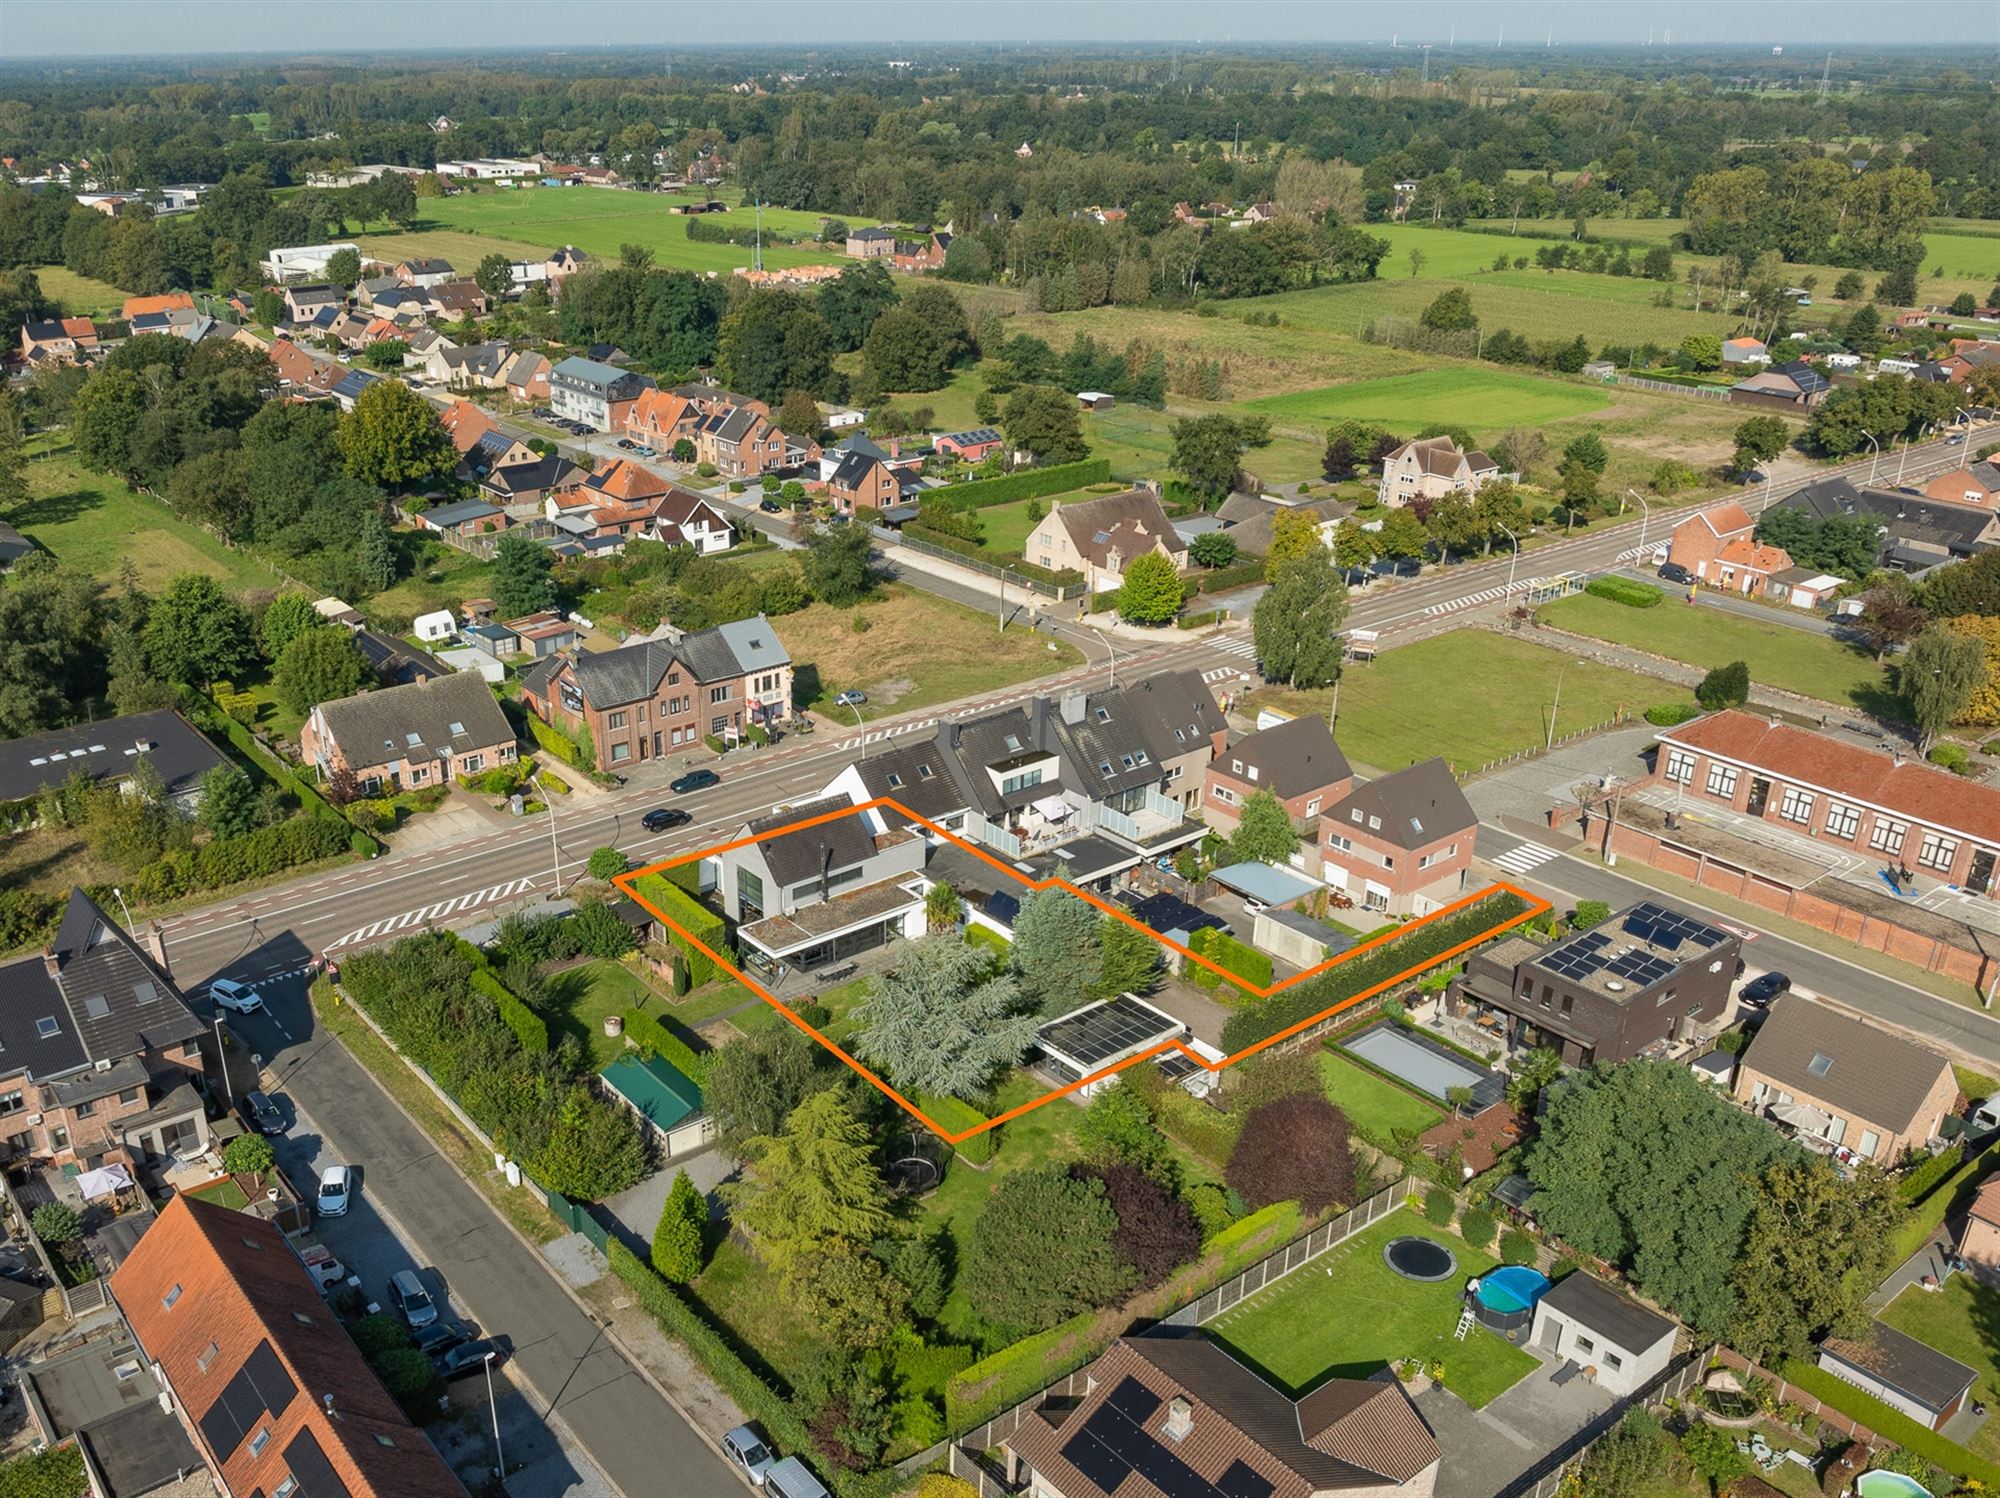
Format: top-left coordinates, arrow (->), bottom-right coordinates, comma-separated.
1454,1304 -> 1476,1341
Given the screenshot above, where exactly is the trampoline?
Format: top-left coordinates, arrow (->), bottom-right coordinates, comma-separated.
1469,1265 -> 1551,1339
1383,1236 -> 1458,1283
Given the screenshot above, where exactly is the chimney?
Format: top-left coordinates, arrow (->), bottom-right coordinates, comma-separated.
1163,1396 -> 1193,1443
41,945 -> 58,979
1060,691 -> 1087,725
142,921 -> 169,973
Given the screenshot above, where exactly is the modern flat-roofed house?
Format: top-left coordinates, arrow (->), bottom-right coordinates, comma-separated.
1451,900 -> 1741,1066
300,669 -> 516,796
520,615 -> 793,765
112,1196 -> 461,1497
1316,758 -> 1476,915
0,710 -> 226,814
1819,1322 -> 1977,1432
1205,716 -> 1353,836
1651,709 -> 2000,898
1528,1273 -> 1677,1398
261,242 -> 360,282
549,356 -> 654,432
997,1335 -> 1439,1498
0,886 -> 210,1168
1734,992 -> 1956,1163
1024,490 -> 1189,593
1377,436 -> 1502,508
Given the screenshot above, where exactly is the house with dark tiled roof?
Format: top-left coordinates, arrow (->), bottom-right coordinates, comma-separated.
0,709 -> 227,812
0,886 -> 209,1169
1735,992 -> 1955,1162
1777,475 -> 1993,572
519,616 -> 793,767
1024,489 -> 1189,592
20,316 -> 98,363
112,1196 -> 461,1497
936,427 -> 1004,463
845,225 -> 898,259
1731,358 -> 1832,408
1316,758 -> 1477,916
1377,436 -> 1502,508
281,283 -> 341,325
1205,715 -> 1354,836
0,519 -> 30,573
825,448 -> 902,513
1652,708 -> 2000,897
393,256 -> 455,288
299,669 -> 515,796
999,1336 -> 1439,1498
1924,459 -> 2000,510
692,403 -> 790,477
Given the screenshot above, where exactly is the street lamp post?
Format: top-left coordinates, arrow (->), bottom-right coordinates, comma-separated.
537,768 -> 563,892
1546,658 -> 1585,752
1863,431 -> 1882,483
1091,627 -> 1117,688
849,699 -> 867,759
1495,522 -> 1520,598
212,1015 -> 231,1106
1959,409 -> 1976,469
483,1349 -> 504,1480
1625,489 -> 1652,562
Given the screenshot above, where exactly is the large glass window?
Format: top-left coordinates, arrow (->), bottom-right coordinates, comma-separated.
1824,803 -> 1859,840
1706,764 -> 1738,798
1919,832 -> 1959,871
1870,817 -> 1909,855
1664,749 -> 1695,785
1778,786 -> 1814,824
736,868 -> 764,920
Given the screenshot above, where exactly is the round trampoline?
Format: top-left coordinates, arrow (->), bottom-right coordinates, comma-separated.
1469,1265 -> 1551,1339
1382,1236 -> 1458,1283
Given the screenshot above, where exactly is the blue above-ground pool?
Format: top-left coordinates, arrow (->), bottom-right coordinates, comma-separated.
1470,1265 -> 1551,1338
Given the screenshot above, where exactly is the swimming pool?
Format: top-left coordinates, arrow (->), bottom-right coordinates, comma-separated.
1856,1473 -> 1932,1498
1470,1265 -> 1551,1338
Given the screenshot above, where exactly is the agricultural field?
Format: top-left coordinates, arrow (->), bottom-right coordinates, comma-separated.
1248,368 -> 1612,435
32,264 -> 132,316
354,185 -> 837,275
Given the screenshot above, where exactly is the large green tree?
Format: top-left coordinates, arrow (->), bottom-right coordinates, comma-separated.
0,563 -> 110,735
144,573 -> 253,687
650,1168 -> 709,1282
853,934 -> 1037,1101
800,524 -> 875,605
715,289 -> 837,404
491,534 -> 556,616
728,1090 -> 892,1271
1728,1158 -> 1900,1363
1116,552 -> 1183,626
1001,385 -> 1089,465
259,592 -> 323,662
1169,413 -> 1250,503
335,379 -> 455,489
1902,625 -> 1987,750
815,261 -> 898,351
701,1024 -> 833,1155
1013,889 -> 1102,1016
1252,550 -> 1349,689
275,625 -> 370,714
1229,788 -> 1300,865
1525,1060 -> 1797,1335
961,1166 -> 1132,1336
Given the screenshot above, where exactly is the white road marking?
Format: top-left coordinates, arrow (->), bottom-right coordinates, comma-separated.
1491,841 -> 1564,876
324,875 -> 542,954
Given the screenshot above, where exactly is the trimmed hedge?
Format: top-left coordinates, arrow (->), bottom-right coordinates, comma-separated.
926,458 -> 1113,513
915,1092 -> 995,1165
127,817 -> 354,903
470,970 -> 550,1054
1776,1356 -> 2000,1487
1188,560 -> 1266,596
1220,892 -> 1533,1052
202,699 -> 378,849
630,873 -> 729,986
1897,1147 -> 1965,1206
1584,576 -> 1664,609
1187,926 -> 1274,997
1890,1141 -> 2000,1265
945,1310 -> 1096,1434
964,924 -> 1011,961
522,712 -> 590,771
1643,702 -> 1702,727
1197,1200 -> 1301,1268
623,1007 -> 710,1082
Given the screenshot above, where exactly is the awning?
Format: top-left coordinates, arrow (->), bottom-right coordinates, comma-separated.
76,1164 -> 132,1201
1770,1100 -> 1836,1135
1031,795 -> 1073,822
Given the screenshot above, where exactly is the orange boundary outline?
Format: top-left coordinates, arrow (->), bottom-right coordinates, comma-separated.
614,798 -> 1548,1143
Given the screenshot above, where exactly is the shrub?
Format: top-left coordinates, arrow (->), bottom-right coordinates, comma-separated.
470,967 -> 550,1054
1929,743 -> 1972,775
1424,1185 -> 1456,1225
917,1092 -> 995,1164
1644,702 -> 1702,727
1696,660 -> 1751,711
520,712 -> 590,771
1458,1206 -> 1497,1249
0,1445 -> 84,1498
1187,926 -> 1274,997
944,1311 -> 1097,1434
1898,1148 -> 1965,1205
1585,576 -> 1664,609
30,1200 -> 81,1247
1499,1228 -> 1538,1265
629,872 -> 729,985
586,846 -> 630,881
923,459 -> 1113,513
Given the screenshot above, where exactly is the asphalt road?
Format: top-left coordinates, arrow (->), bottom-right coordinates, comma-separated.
224,973 -> 739,1497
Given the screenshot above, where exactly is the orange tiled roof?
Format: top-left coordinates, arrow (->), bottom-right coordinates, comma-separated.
1715,537 -> 1791,572
1689,501 -> 1756,539
585,458 -> 672,503
120,291 -> 195,320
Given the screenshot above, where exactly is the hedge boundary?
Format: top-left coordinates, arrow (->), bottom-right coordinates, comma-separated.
915,1093 -> 995,1164
630,873 -> 729,986
944,1310 -> 1095,1433
927,458 -> 1112,512
1776,1356 -> 2000,1487
622,1007 -> 711,1083
1584,576 -> 1663,609
1187,927 -> 1274,997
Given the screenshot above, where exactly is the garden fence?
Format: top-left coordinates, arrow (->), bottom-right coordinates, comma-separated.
528,1172 -> 611,1255
1498,1348 -> 1709,1498
1616,373 -> 1733,402
884,530 -> 1077,601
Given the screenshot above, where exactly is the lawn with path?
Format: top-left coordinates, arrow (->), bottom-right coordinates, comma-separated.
1536,592 -> 1902,718
1243,629 -> 1668,775
1247,367 -> 1613,435
1207,1211 -> 1537,1409
1877,1278 -> 2000,1464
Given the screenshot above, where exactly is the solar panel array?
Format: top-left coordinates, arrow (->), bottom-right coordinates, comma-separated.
1038,995 -> 1181,1068
1538,903 -> 1729,988
1621,902 -> 1728,952
1538,930 -> 1611,980
1059,1378 -> 1276,1498
1606,950 -> 1676,988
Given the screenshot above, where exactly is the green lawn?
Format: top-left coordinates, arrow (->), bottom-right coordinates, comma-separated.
1207,1212 -> 1537,1408
32,264 -> 132,316
6,453 -> 291,595
185,1177 -> 251,1211
1877,1278 -> 2000,1463
1536,592 -> 1902,719
545,960 -> 660,1072
1244,628 -> 1671,776
1319,1052 -> 1444,1141
1248,368 -> 1613,435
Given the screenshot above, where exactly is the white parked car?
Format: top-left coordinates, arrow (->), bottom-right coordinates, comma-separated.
317,1165 -> 353,1218
208,978 -> 265,1015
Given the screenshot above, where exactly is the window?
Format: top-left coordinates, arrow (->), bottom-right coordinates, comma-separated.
712,717 -> 729,736
1560,994 -> 1573,1015
196,1340 -> 218,1371
886,773 -> 904,788
1000,768 -> 1045,796
1209,785 -> 1237,806
1706,763 -> 1739,798
292,1312 -> 314,1325
1778,786 -> 1814,824
4,1134 -> 28,1155
74,1101 -> 93,1118
1858,1129 -> 1880,1159
1325,832 -> 1351,853
34,1018 -> 58,1040
249,1428 -> 271,1458
667,697 -> 680,716
1824,802 -> 1860,840
607,711 -> 628,730
609,742 -> 631,764
1920,831 -> 1958,871
374,1434 -> 397,1448
1305,798 -> 1321,817
1664,748 -> 1696,785
1575,1335 -> 1595,1354
163,1284 -> 183,1310
0,1091 -> 23,1116
1604,1352 -> 1624,1371
710,685 -> 730,704
1870,817 -> 1909,855
273,1479 -> 297,1498
460,754 -> 483,775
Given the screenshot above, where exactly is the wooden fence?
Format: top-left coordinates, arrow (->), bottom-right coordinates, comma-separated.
1499,1349 -> 1710,1498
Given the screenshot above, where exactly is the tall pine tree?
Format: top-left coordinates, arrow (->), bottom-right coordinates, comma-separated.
651,1169 -> 709,1282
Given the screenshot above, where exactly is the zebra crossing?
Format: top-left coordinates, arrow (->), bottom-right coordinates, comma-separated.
325,874 -> 543,952
1490,840 -> 1564,876
831,717 -> 939,753
1423,582 -> 1522,617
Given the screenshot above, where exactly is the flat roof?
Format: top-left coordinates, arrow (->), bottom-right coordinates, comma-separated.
737,877 -> 923,956
1539,1272 -> 1676,1355
1037,994 -> 1185,1071
601,1053 -> 702,1133
1210,861 -> 1322,907
77,1400 -> 206,1498
1016,833 -> 1139,887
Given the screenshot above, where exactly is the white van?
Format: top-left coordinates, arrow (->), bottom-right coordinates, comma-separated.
764,1457 -> 830,1498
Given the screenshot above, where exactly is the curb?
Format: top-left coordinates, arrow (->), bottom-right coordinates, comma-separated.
311,981 -> 758,1495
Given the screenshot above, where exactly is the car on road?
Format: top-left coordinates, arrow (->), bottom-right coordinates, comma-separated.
1657,562 -> 1695,585
634,446 -> 655,458
532,406 -> 554,418
759,498 -> 782,513
242,1091 -> 286,1135
432,1338 -> 507,1381
765,1456 -> 831,1498
388,1269 -> 439,1329
207,978 -> 265,1015
670,769 -> 720,794
412,1319 -> 476,1357
642,807 -> 691,831
1739,971 -> 1791,1008
832,690 -> 868,707
1948,434 -> 1967,445
723,1426 -> 776,1486
316,1165 -> 353,1217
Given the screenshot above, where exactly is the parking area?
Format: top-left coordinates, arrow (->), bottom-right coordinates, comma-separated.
1418,1354 -> 1621,1498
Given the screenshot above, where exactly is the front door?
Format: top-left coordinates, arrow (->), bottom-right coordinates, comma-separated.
1972,849 -> 1997,896
1746,777 -> 1771,817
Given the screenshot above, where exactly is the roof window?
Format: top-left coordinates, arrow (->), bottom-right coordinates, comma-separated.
1807,1052 -> 1834,1078
35,1018 -> 59,1040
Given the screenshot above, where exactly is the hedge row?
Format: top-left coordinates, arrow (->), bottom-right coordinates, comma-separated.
927,458 -> 1113,512
630,873 -> 730,986
1890,1141 -> 2000,1265
470,970 -> 550,1054
944,1310 -> 1096,1434
1219,892 -> 1533,1052
1198,1200 -> 1303,1272
521,711 -> 591,772
623,1007 -> 710,1082
1776,1356 -> 2000,1487
125,816 -> 354,904
1584,576 -> 1664,609
1187,560 -> 1266,597
1642,702 -> 1702,727
203,701 -> 376,848
1187,926 -> 1274,997
915,1092 -> 995,1165
1897,1146 -> 1966,1206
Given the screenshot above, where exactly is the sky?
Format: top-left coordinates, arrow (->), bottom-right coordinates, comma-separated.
2,0 -> 1994,59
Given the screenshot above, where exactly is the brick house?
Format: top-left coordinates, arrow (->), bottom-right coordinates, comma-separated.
1709,536 -> 1794,596
825,449 -> 900,514
20,317 -> 98,363
693,405 -> 789,477
520,615 -> 793,765
112,1196 -> 461,1498
0,887 -> 210,1167
846,226 -> 897,259
300,669 -> 516,795
549,356 -> 653,432
1665,501 -> 1756,580
1735,993 -> 1956,1163
1924,461 -> 2000,509
1652,710 -> 2000,898
1376,436 -> 1502,508
936,427 -> 1004,463
1024,489 -> 1189,592
1315,758 -> 1476,915
1204,716 -> 1353,837
624,388 -> 699,449
1956,1177 -> 2000,1282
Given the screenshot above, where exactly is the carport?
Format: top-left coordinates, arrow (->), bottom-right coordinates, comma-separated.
1210,862 -> 1322,909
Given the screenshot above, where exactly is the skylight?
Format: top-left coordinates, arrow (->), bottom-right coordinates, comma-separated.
35,1018 -> 60,1040
1807,1052 -> 1834,1077
83,996 -> 110,1020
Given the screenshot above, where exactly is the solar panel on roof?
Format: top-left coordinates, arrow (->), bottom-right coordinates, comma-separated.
1623,914 -> 1658,945
1607,951 -> 1676,987
1218,1460 -> 1276,1498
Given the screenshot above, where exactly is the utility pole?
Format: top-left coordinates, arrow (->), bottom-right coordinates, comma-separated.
1816,53 -> 1832,105
753,199 -> 763,272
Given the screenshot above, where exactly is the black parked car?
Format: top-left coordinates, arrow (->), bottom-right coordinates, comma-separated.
1657,562 -> 1695,585
642,807 -> 691,832
1739,971 -> 1791,1008
670,769 -> 720,794
432,1339 -> 508,1381
411,1320 -> 475,1357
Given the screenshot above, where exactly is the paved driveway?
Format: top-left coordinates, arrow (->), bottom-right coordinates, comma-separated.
1421,1354 -> 1619,1498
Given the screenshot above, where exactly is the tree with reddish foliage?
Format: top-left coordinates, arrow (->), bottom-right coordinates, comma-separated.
1076,1162 -> 1202,1290
1224,1094 -> 1357,1213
